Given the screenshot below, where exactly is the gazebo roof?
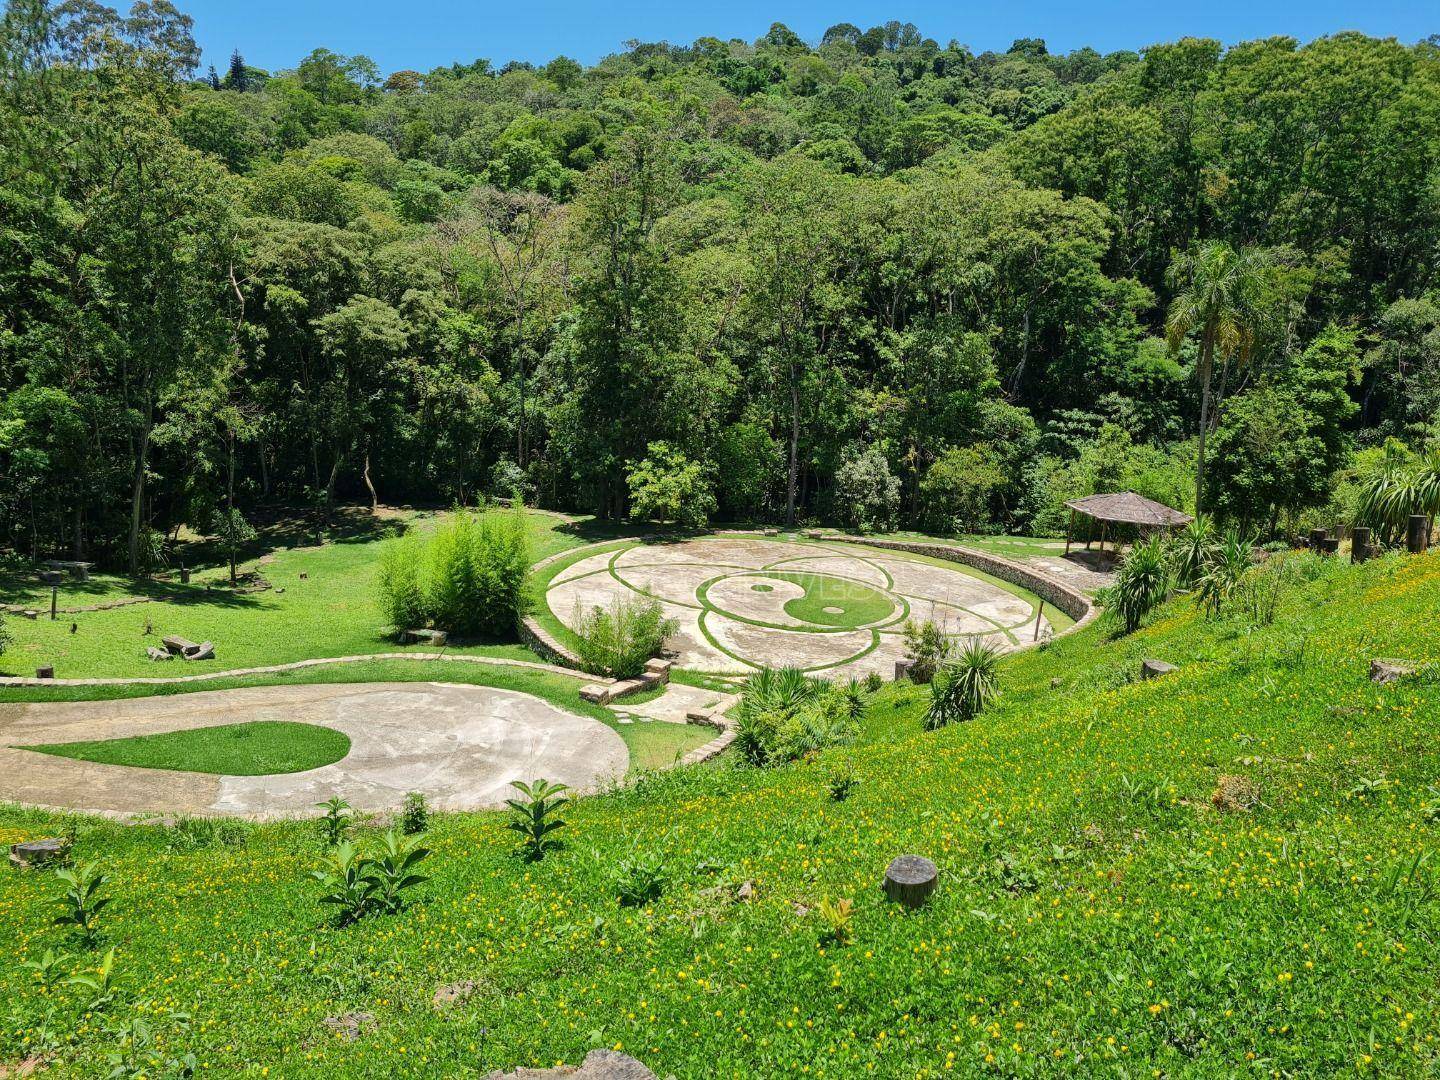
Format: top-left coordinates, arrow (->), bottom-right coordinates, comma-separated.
1064,491 -> 1192,528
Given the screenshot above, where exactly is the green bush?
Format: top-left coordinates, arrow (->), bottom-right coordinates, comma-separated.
902,619 -> 952,683
573,593 -> 677,678
925,640 -> 1002,729
833,444 -> 900,533
733,667 -> 860,766
1110,535 -> 1173,633
376,507 -> 531,637
376,531 -> 427,631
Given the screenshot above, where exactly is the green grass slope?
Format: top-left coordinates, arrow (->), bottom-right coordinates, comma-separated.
3,552 -> 1440,1076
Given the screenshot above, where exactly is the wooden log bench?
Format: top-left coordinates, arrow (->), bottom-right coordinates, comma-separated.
162,636 -> 215,661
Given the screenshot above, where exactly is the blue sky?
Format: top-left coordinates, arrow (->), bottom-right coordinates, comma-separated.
182,0 -> 1435,75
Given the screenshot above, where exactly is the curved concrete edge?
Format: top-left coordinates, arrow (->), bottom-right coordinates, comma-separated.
823,535 -> 1101,642
0,651 -> 597,690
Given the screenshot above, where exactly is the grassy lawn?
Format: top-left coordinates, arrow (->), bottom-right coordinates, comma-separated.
0,507 -> 630,682
873,530 -> 1066,559
3,551 -> 1439,1075
26,721 -> 351,776
756,571 -> 893,628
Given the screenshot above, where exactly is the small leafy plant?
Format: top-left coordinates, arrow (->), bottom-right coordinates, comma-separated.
53,860 -> 111,947
828,764 -> 858,802
401,791 -> 429,835
312,841 -> 374,925
316,797 -> 353,846
68,947 -> 121,1011
505,778 -> 569,861
312,831 -> 433,925
615,852 -> 666,907
365,829 -> 432,915
902,619 -> 952,683
21,946 -> 72,991
817,897 -> 855,945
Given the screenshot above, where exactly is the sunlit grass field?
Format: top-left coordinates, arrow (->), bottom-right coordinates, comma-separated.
2,549 -> 1438,1075
0,509 -> 624,682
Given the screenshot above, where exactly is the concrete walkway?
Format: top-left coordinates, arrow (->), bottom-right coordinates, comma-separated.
0,682 -> 627,820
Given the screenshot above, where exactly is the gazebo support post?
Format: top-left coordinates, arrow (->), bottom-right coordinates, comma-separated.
1065,510 -> 1075,555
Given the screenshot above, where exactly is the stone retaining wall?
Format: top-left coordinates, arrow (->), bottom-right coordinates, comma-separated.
518,613 -> 589,671
826,535 -> 1099,632
679,706 -> 738,766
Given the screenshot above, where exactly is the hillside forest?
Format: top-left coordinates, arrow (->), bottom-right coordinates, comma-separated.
3,1 -> 1440,571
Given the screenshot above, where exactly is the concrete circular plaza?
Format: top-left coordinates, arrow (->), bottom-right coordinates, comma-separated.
0,682 -> 627,820
547,536 -> 1053,679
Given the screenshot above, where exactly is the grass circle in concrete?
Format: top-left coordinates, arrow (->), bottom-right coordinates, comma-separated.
26,720 -> 349,776
771,571 -> 895,628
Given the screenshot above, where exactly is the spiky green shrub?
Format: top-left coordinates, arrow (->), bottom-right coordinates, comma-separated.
925,639 -> 1002,730
573,592 -> 677,678
733,667 -> 860,766
1170,515 -> 1217,589
1197,529 -> 1254,617
1111,536 -> 1173,633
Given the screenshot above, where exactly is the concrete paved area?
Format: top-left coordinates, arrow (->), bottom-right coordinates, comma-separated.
609,683 -> 735,725
0,682 -> 627,820
548,537 -> 1050,679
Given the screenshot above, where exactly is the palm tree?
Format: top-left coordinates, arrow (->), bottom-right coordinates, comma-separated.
1358,442 -> 1440,547
1166,242 -> 1277,512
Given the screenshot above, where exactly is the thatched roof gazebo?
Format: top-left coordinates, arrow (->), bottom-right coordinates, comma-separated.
1064,492 -> 1192,554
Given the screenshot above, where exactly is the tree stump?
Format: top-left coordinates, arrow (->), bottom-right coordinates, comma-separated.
894,659 -> 914,682
1140,659 -> 1177,680
1318,537 -> 1340,555
882,854 -> 938,909
10,838 -> 70,870
1370,659 -> 1418,684
1350,527 -> 1372,564
1407,515 -> 1429,554
1308,528 -> 1328,550
34,666 -> 54,679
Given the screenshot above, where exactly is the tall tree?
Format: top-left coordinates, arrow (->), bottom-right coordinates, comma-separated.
1165,241 -> 1275,511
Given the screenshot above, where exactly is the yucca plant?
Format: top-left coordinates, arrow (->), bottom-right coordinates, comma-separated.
1197,529 -> 1254,617
1112,536 -> 1173,633
1356,441 -> 1419,545
505,778 -> 569,861
924,639 -> 1002,730
1170,515 -> 1217,589
733,667 -> 854,765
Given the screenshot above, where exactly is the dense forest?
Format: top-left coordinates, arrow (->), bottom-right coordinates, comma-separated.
2,0 -> 1438,571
